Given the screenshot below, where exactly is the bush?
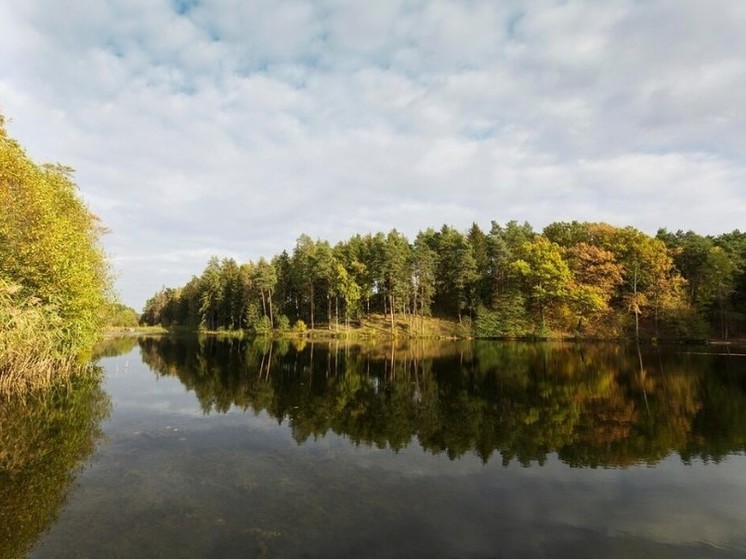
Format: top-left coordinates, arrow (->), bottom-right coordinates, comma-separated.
253,315 -> 272,335
105,303 -> 140,328
276,314 -> 290,333
294,319 -> 308,335
474,295 -> 531,338
0,113 -> 111,360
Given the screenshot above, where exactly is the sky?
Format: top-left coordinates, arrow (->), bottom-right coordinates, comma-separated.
1,0 -> 745,310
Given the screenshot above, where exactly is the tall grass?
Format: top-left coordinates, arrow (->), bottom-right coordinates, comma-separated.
0,280 -> 80,394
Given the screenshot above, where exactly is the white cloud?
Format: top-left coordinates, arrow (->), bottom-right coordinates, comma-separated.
1,0 -> 745,308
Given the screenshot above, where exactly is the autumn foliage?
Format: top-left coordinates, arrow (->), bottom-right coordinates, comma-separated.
0,113 -> 111,390
142,219 -> 746,340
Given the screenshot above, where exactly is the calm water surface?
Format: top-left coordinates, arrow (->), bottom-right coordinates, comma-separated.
3,337 -> 746,558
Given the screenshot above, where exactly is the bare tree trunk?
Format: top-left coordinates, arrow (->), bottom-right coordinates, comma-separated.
390,294 -> 395,335
635,310 -> 640,340
268,288 -> 274,329
633,267 -> 640,341
719,297 -> 728,340
310,285 -> 315,330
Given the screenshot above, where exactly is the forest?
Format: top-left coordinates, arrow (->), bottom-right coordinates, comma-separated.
141,221 -> 746,340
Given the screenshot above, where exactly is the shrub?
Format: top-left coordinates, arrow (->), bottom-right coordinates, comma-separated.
0,113 -> 111,362
253,315 -> 272,335
276,314 -> 290,333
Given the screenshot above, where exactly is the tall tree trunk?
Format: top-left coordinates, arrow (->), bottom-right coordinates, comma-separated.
390,294 -> 395,335
310,284 -> 315,330
539,302 -> 544,333
634,310 -> 640,340
268,288 -> 274,329
632,266 -> 640,341
412,287 -> 418,322
718,297 -> 728,340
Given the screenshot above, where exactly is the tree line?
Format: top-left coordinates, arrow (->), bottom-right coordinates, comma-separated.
141,221 -> 746,340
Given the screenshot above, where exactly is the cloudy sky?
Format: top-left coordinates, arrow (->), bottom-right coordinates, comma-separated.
1,0 -> 745,309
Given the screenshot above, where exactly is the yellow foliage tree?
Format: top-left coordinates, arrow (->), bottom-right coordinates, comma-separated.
0,113 -> 111,360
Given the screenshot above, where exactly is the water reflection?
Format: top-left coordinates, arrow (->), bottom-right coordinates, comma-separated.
92,335 -> 141,359
138,337 -> 746,468
0,372 -> 111,559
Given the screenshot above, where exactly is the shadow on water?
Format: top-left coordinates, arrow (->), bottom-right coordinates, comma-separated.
138,336 -> 746,468
0,371 -> 111,559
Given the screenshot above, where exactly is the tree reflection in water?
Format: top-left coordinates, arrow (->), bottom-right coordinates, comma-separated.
0,371 -> 111,559
138,337 -> 746,468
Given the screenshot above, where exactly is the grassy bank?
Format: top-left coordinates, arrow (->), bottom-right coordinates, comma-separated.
177,312 -> 720,344
188,314 -> 472,340
0,282 -> 79,394
294,314 -> 472,339
102,325 -> 168,336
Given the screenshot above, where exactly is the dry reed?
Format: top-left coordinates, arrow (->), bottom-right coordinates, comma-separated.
0,280 -> 79,394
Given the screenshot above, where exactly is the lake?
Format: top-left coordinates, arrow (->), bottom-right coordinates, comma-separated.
2,337 -> 746,558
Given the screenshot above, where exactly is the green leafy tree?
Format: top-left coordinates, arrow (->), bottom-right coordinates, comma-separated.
0,114 -> 111,359
434,225 -> 478,322
332,239 -> 371,323
543,220 -> 592,248
104,303 -> 140,328
657,229 -> 712,303
364,232 -> 388,315
486,220 -> 534,307
382,230 -> 411,333
511,236 -> 572,334
313,240 -> 337,329
699,246 -> 736,339
220,258 -> 244,330
467,222 -> 492,307
291,235 -> 318,329
334,263 -> 361,329
412,232 -> 437,323
198,256 -> 225,330
713,230 -> 746,337
254,258 -> 277,329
